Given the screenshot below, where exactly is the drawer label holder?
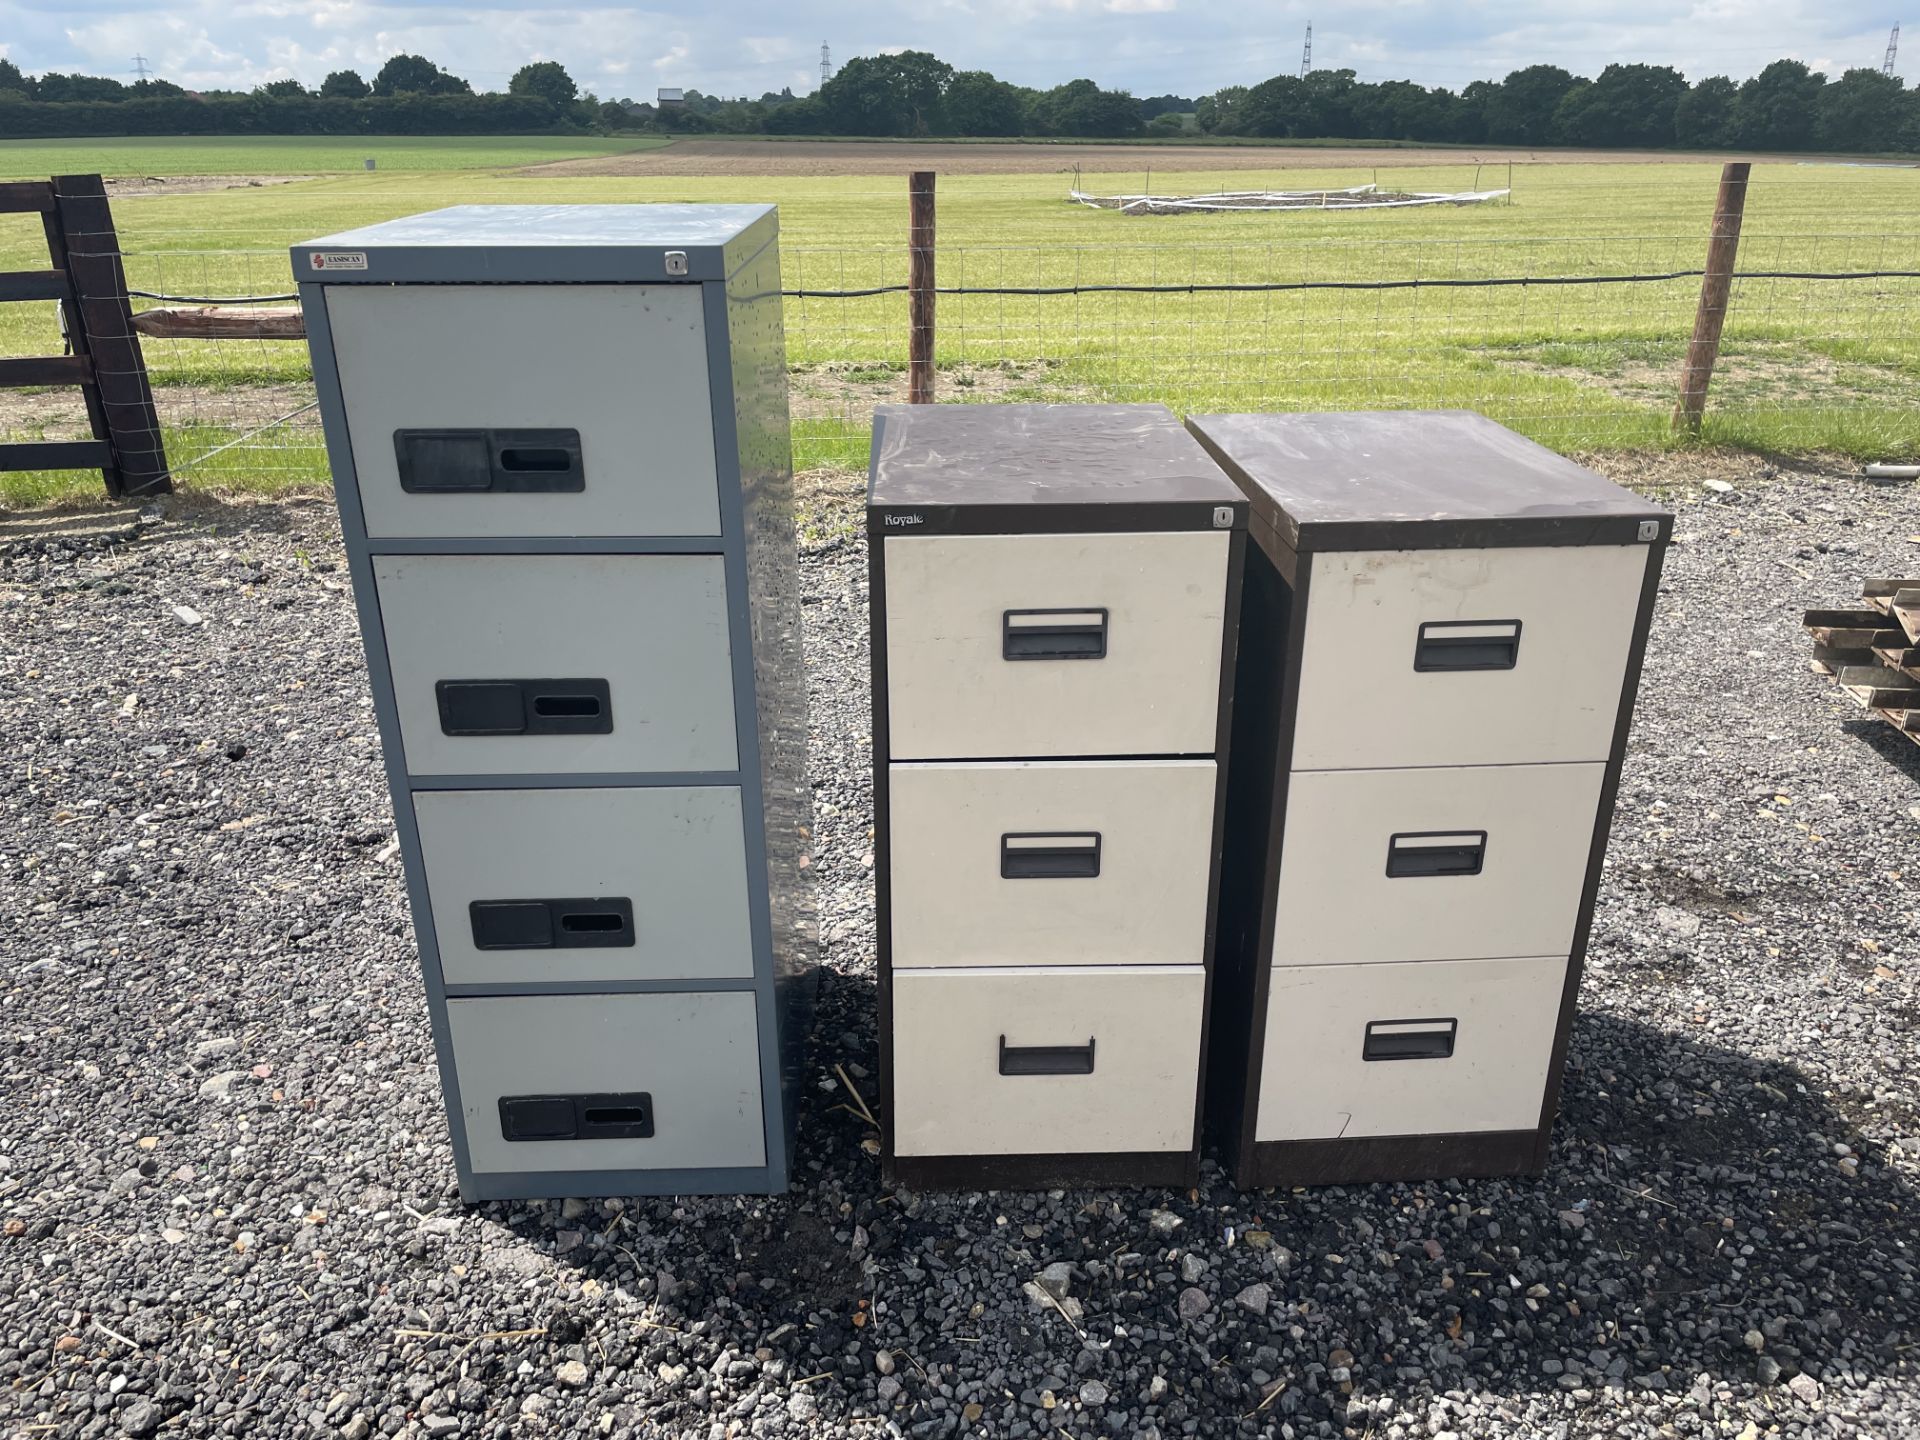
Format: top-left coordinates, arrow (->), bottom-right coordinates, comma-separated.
498,1092 -> 655,1141
395,428 -> 585,495
1000,831 -> 1102,879
436,678 -> 612,736
469,897 -> 636,950
1361,1018 -> 1458,1062
1413,619 -> 1522,672
1002,608 -> 1109,661
1384,830 -> 1488,878
998,1035 -> 1097,1076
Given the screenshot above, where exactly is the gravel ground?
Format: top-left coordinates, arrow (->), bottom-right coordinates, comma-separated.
1,455 -> 1917,1440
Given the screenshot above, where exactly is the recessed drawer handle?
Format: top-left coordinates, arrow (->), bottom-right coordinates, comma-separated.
394,428 -> 584,494
1363,1019 -> 1457,1062
435,679 -> 612,736
1001,831 -> 1102,879
469,897 -> 636,950
1003,608 -> 1109,661
998,1035 -> 1096,1076
498,1091 -> 654,1141
1385,830 -> 1487,878
497,445 -> 573,473
1414,619 -> 1521,672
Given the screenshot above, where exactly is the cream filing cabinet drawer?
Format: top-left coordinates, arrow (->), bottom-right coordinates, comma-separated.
448,992 -> 767,1174
327,284 -> 721,539
1270,761 -> 1606,966
413,786 -> 754,987
891,965 -> 1205,1158
1290,544 -> 1651,771
373,553 -> 739,777
1255,955 -> 1568,1142
883,530 -> 1231,760
887,759 -> 1217,968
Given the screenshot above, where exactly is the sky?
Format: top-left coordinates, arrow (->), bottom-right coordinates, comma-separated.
0,0 -> 1907,101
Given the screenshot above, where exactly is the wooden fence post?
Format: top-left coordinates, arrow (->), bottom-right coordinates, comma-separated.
908,171 -> 936,405
52,173 -> 170,496
1672,161 -> 1750,436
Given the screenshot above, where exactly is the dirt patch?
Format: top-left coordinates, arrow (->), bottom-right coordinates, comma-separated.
1577,447 -> 1862,494
1492,340 -> 1920,417
3,383 -> 317,442
102,174 -> 310,198
523,138 -> 1741,180
788,357 -> 1094,422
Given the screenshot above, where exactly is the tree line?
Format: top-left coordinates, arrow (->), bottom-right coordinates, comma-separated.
0,49 -> 1913,153
0,54 -> 620,138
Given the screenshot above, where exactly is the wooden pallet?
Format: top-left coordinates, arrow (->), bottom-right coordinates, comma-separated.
1805,579 -> 1920,747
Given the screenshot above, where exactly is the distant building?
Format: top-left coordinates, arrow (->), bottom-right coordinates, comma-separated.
657,87 -> 684,107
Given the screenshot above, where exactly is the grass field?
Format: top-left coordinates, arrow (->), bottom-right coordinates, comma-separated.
3,136 -> 1918,506
0,135 -> 670,178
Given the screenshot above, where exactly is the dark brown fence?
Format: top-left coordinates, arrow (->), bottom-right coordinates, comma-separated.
0,173 -> 169,499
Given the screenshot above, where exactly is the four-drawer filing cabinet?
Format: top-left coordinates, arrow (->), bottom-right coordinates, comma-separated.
868,404 -> 1247,1189
296,205 -> 816,1200
1187,410 -> 1669,1189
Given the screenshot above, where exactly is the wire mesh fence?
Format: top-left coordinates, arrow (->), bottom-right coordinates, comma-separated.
11,227 -> 1920,495
784,233 -> 1920,464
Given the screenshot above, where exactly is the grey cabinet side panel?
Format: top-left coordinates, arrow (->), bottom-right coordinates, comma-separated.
714,234 -> 820,1182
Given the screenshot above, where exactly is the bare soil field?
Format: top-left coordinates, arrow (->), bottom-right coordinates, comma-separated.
524,138 -> 1741,179
101,173 -> 309,197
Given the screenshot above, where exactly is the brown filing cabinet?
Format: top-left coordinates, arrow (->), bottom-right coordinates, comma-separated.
1187,410 -> 1670,1189
869,404 -> 1247,1189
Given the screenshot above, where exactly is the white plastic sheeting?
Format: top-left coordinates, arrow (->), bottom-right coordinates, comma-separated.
1068,183 -> 1512,215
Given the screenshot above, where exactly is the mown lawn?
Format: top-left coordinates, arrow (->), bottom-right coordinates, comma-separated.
3,141 -> 1917,506
0,135 -> 669,178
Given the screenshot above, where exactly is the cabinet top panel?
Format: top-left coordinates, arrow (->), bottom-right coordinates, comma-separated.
868,404 -> 1246,536
1187,410 -> 1670,554
294,204 -> 775,284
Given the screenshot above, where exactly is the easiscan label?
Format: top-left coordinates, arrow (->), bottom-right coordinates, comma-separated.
309,251 -> 368,271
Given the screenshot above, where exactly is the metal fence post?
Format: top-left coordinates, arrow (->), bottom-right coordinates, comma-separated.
1672,161 -> 1751,436
908,171 -> 936,405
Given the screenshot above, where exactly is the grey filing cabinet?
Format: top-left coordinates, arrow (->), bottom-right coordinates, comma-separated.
868,404 -> 1247,1190
294,205 -> 816,1200
1187,411 -> 1669,1190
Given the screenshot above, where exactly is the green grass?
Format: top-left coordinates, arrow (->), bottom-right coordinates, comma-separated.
4,138 -> 1918,507
693,132 -> 1470,149
0,134 -> 669,179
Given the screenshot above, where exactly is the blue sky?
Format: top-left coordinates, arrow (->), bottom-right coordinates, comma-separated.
0,0 -> 1906,100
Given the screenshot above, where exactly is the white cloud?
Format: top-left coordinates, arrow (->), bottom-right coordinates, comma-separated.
7,0 -> 1908,96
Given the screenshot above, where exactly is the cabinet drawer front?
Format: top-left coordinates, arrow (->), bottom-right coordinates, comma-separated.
1292,545 -> 1648,769
327,285 -> 720,539
374,555 -> 738,776
415,787 -> 754,986
1255,956 -> 1567,1142
448,992 -> 765,1174
889,760 -> 1216,967
891,966 -> 1203,1157
884,532 -> 1230,759
1272,762 -> 1604,966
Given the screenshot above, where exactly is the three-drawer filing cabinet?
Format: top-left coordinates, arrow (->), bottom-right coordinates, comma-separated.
868,404 -> 1248,1189
295,205 -> 816,1200
1186,410 -> 1670,1189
